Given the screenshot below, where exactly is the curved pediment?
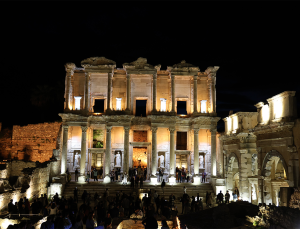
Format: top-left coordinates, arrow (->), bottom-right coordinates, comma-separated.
81,57 -> 116,68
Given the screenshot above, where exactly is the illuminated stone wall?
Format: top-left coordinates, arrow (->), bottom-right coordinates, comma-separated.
133,147 -> 147,168
3,122 -> 62,162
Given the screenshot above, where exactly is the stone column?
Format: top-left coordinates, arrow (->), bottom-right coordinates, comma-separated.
211,128 -> 217,177
153,73 -> 157,112
104,126 -> 112,183
169,128 -> 176,183
78,126 -> 88,182
107,73 -> 112,111
84,72 -> 90,112
193,75 -> 198,113
151,127 -> 158,183
126,74 -> 131,111
212,77 -> 216,113
193,128 -> 201,184
123,126 -> 130,178
171,74 -> 175,112
61,125 -> 69,174
65,71 -> 71,110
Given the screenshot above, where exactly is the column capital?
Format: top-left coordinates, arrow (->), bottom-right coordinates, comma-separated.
62,125 -> 69,130
151,127 -> 158,133
210,128 -> 217,134
193,75 -> 198,80
106,126 -> 113,132
81,126 -> 88,132
124,126 -> 131,132
168,127 -> 176,133
153,73 -> 157,79
193,128 -> 200,134
126,73 -> 130,78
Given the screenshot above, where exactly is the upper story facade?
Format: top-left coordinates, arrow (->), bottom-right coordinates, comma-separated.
63,57 -> 219,118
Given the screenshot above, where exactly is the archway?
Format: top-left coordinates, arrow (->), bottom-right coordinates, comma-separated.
262,150 -> 289,205
226,152 -> 239,199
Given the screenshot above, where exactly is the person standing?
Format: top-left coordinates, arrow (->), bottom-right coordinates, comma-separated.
75,168 -> 79,182
140,176 -> 143,188
183,186 -> 187,194
86,171 -> 90,183
202,171 -> 206,183
94,169 -> 98,181
178,169 -> 182,183
161,179 -> 166,195
225,191 -> 230,204
74,187 -> 79,203
159,169 -> 163,182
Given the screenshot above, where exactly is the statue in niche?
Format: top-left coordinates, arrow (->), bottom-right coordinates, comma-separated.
200,156 -> 204,168
159,155 -> 164,168
74,152 -> 80,167
115,152 -> 121,167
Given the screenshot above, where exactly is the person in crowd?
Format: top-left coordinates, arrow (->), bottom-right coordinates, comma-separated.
86,171 -> 90,183
183,186 -> 187,194
142,214 -> 158,229
178,169 -> 182,183
140,176 -> 143,188
202,171 -> 206,183
161,179 -> 166,194
104,212 -> 112,229
217,190 -> 224,204
86,212 -> 95,229
130,175 -> 134,188
159,168 -> 163,182
225,190 -> 230,204
8,199 -> 13,213
74,187 -> 79,203
41,215 -> 54,229
94,169 -> 98,181
75,168 -> 79,182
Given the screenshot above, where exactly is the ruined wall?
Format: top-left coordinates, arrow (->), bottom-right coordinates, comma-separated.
0,161 -> 51,212
0,128 -> 12,159
10,122 -> 61,162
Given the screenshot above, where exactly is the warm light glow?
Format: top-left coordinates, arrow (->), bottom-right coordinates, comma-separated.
160,98 -> 167,112
261,104 -> 270,124
273,98 -> 283,119
233,115 -> 238,130
227,117 -> 232,133
74,96 -> 82,110
116,98 -> 122,111
201,100 -> 207,113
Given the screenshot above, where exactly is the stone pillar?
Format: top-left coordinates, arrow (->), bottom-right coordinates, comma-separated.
78,126 -> 88,182
123,126 -> 130,178
84,72 -> 90,112
169,127 -> 176,183
65,71 -> 71,110
153,73 -> 157,112
151,127 -> 158,183
107,73 -> 112,111
126,74 -> 131,111
193,75 -> 198,113
104,126 -> 112,183
61,125 -> 69,174
211,128 -> 217,177
193,128 -> 200,184
171,74 -> 175,112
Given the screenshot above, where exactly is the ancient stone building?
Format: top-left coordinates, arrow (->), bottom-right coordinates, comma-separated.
221,91 -> 300,205
59,57 -> 220,183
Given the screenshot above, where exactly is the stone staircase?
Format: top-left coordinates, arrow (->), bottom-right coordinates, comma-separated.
62,181 -> 214,204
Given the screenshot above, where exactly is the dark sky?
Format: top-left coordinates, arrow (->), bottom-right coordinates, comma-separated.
0,3 -> 299,132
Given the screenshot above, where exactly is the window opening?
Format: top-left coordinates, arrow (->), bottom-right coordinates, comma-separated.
94,99 -> 104,113
177,101 -> 187,115
136,100 -> 147,117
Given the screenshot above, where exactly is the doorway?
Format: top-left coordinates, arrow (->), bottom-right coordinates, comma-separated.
132,147 -> 147,168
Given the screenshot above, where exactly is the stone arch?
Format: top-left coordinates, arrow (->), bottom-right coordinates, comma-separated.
262,150 -> 288,180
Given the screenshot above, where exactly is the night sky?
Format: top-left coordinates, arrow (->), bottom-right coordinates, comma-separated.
0,3 -> 299,132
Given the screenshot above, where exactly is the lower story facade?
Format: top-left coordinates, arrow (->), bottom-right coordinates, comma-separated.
59,113 -> 221,183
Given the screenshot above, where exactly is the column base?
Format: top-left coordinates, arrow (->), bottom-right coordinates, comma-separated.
193,176 -> 201,185
103,175 -> 111,183
78,175 -> 86,183
169,176 -> 176,184
150,175 -> 157,184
